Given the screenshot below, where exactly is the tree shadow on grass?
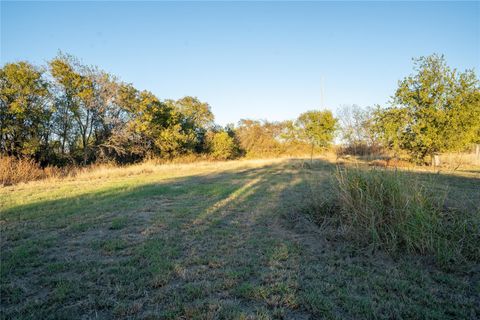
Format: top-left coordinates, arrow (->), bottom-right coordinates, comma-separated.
273,161 -> 480,320
1,160 -> 312,318
1,158 -> 479,319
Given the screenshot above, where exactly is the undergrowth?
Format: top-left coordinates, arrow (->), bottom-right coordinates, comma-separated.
306,166 -> 480,268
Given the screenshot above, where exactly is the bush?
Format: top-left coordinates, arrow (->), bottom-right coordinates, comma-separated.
309,166 -> 479,266
0,157 -> 54,186
0,156 -> 83,186
336,143 -> 384,157
209,132 -> 237,160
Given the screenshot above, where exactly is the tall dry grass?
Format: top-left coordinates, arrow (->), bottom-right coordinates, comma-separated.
0,155 -> 285,187
308,166 -> 479,267
0,156 -> 120,186
0,157 -> 59,186
439,151 -> 480,169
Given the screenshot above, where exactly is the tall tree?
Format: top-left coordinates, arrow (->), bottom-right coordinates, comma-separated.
296,110 -> 337,161
235,119 -> 283,157
165,96 -> 214,152
50,54 -> 119,164
392,54 -> 480,163
171,96 -> 214,130
370,105 -> 409,158
337,104 -> 377,152
0,62 -> 50,158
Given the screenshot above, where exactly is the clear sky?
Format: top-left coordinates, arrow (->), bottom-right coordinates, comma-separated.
2,1 -> 479,125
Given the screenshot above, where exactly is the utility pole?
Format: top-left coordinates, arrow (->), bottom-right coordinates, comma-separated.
320,76 -> 325,110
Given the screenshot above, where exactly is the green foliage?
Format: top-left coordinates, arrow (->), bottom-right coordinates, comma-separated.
231,119 -> 315,158
155,122 -> 196,157
311,166 -> 479,266
235,120 -> 283,157
165,96 -> 215,153
122,89 -> 177,157
296,110 -> 337,148
296,110 -> 337,161
375,54 -> 480,163
2,54 -> 218,165
0,62 -> 50,157
3,53 -> 478,168
168,96 -> 214,130
208,131 -> 237,160
370,105 -> 409,156
49,53 -> 123,164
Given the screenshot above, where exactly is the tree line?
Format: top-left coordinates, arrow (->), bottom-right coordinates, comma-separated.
337,55 -> 479,164
1,53 -> 479,167
0,53 -> 337,166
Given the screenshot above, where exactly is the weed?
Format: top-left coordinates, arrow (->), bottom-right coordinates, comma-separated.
109,216 -> 129,230
1,158 -> 479,319
308,166 -> 480,266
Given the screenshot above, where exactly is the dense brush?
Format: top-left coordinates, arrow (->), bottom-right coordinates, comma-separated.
309,166 -> 479,267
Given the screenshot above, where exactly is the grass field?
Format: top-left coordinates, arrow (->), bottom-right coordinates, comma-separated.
1,158 -> 479,319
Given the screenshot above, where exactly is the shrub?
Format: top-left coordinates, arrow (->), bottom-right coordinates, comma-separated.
310,166 -> 479,266
336,143 -> 384,157
0,156 -> 81,186
0,157 -> 42,186
209,132 -> 237,160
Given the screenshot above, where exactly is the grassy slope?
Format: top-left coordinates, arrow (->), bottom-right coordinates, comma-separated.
0,159 -> 479,319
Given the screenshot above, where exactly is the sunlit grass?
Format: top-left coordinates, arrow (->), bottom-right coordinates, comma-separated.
1,158 -> 479,319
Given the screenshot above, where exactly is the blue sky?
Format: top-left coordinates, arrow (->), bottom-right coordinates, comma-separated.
2,1 -> 479,125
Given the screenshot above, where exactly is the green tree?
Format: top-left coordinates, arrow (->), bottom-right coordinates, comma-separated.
2,55 -> 223,165
296,110 -> 337,161
208,131 -> 237,160
116,86 -> 176,157
165,96 -> 214,153
155,121 -> 196,157
50,54 -> 122,164
235,119 -> 284,157
49,55 -> 83,158
370,105 -> 409,158
50,55 -> 96,163
0,62 -> 50,158
393,54 -> 480,163
171,96 -> 214,130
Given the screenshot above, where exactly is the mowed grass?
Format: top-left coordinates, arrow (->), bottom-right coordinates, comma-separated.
1,159 -> 479,319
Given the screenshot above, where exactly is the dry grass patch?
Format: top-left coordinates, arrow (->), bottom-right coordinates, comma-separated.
1,158 -> 479,319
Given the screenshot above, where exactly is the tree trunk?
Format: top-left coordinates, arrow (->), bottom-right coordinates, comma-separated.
310,143 -> 314,165
61,125 -> 67,155
82,127 -> 89,165
432,154 -> 441,168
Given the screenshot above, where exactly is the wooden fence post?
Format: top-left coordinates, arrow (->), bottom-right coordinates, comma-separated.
476,144 -> 480,164
432,154 -> 441,168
